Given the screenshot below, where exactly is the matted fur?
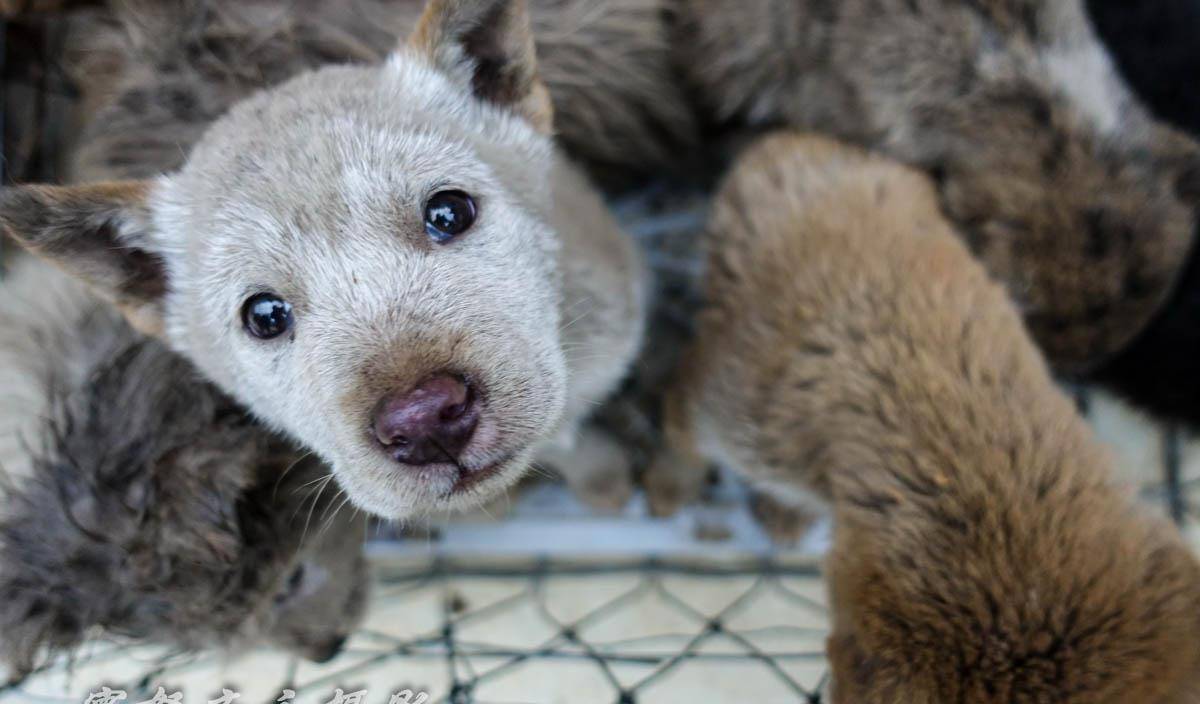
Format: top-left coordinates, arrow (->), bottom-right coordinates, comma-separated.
650,133 -> 1200,702
0,261 -> 367,679
671,0 -> 1200,376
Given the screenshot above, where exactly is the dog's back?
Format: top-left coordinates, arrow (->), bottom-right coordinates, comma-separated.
672,0 -> 1200,398
682,133 -> 1200,702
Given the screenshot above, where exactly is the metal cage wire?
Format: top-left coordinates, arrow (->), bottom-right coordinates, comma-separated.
0,13 -> 1197,704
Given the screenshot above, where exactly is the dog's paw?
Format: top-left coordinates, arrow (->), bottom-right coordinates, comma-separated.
750,491 -> 818,547
572,462 -> 635,514
643,449 -> 707,517
541,426 -> 635,514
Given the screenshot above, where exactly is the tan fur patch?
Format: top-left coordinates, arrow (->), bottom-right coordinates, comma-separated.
659,132 -> 1200,702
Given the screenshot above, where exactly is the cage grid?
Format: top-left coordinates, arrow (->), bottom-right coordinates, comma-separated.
1,9 -> 1198,704
2,556 -> 833,703
347,558 -> 829,704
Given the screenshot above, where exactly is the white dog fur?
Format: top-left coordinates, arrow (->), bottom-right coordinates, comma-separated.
0,0 -> 646,520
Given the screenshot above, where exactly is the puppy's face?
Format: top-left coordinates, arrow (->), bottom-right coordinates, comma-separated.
157,54 -> 566,518
0,0 -> 572,519
262,506 -> 370,664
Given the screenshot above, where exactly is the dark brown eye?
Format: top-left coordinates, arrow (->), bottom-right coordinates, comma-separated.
242,293 -> 293,339
424,190 -> 476,243
274,564 -> 306,605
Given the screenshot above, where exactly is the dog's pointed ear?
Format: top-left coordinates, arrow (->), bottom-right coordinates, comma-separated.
408,0 -> 554,134
0,181 -> 167,337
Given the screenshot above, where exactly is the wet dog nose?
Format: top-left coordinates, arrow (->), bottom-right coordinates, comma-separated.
372,374 -> 479,464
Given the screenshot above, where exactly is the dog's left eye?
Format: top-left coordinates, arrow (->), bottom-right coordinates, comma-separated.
424,190 -> 477,243
242,293 -> 294,340
274,564 -> 306,605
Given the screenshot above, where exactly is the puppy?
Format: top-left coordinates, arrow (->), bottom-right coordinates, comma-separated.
0,266 -> 367,681
0,0 -> 647,519
650,133 -> 1200,702
672,0 -> 1200,405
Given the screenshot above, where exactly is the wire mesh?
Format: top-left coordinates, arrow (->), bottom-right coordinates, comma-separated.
0,11 -> 1198,704
3,557 -> 832,703
5,400 -> 1194,704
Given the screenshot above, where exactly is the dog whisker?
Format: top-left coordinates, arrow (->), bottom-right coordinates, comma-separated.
273,450 -> 316,503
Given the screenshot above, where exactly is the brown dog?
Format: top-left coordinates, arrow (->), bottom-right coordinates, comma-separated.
672,0 -> 1200,379
649,132 -> 1200,702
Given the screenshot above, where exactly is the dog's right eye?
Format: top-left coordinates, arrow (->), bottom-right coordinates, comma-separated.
242,293 -> 294,339
274,564 -> 306,605
424,190 -> 477,243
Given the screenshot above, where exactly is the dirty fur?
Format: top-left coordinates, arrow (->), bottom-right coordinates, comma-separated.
671,0 -> 1200,377
0,263 -> 368,680
1,0 -> 648,519
61,0 -> 698,185
649,133 -> 1200,702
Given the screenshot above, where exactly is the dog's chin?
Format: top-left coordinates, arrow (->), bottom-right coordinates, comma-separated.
333,450 -> 534,520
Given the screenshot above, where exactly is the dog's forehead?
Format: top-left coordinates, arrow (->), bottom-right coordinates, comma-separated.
179,67 -> 492,211
199,128 -> 487,254
157,58 -> 557,264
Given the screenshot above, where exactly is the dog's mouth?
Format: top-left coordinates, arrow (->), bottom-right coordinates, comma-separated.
448,456 -> 511,495
342,367 -> 563,518
391,453 -> 517,499
336,428 -> 531,518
